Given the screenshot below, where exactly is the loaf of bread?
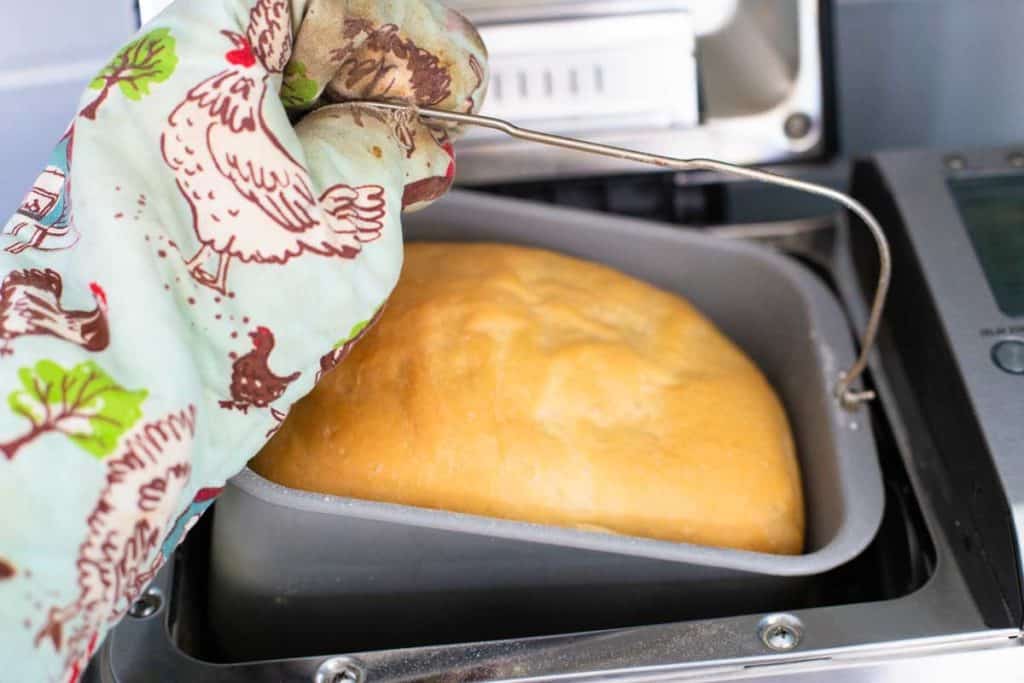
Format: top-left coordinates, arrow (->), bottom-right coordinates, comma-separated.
251,242 -> 804,554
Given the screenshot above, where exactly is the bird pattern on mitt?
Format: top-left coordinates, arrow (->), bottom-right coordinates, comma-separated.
0,0 -> 488,680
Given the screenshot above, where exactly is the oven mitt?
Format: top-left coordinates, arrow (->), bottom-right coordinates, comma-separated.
0,0 -> 488,679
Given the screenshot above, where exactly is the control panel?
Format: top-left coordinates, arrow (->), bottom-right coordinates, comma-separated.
853,147 -> 1024,597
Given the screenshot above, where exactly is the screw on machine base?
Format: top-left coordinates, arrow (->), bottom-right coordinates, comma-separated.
127,589 -> 162,619
315,657 -> 366,683
758,614 -> 804,652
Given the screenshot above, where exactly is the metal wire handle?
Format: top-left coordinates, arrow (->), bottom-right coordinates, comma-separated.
353,102 -> 891,411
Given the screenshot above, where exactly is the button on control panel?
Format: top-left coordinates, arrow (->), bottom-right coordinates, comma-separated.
992,339 -> 1024,375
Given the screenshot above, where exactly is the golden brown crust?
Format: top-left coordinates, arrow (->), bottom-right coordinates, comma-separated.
252,242 -> 804,554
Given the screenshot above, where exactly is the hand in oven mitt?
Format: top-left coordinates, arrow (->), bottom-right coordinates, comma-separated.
0,1 -> 487,679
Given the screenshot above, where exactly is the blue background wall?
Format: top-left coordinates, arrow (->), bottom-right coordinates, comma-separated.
0,0 -> 137,213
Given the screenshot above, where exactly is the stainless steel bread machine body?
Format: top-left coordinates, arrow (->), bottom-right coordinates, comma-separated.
82,0 -> 1024,677
206,191 -> 884,660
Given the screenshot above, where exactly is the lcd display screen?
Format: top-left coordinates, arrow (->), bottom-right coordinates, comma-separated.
949,174 -> 1024,317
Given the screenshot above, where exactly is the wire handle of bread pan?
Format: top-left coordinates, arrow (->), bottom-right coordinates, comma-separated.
355,102 -> 889,411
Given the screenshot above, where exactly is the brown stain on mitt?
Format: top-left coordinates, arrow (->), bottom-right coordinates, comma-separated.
0,558 -> 16,580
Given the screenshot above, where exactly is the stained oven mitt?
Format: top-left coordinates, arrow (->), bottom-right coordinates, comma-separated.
0,0 -> 487,679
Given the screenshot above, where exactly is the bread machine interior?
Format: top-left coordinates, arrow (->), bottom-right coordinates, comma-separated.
91,0 -> 1024,680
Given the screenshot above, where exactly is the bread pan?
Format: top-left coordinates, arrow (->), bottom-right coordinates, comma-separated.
206,191 -> 884,660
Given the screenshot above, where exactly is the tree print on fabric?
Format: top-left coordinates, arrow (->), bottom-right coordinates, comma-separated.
1,360 -> 147,460
333,317 -> 372,349
34,406 -> 196,682
80,28 -> 178,121
280,60 -> 319,108
316,305 -> 385,382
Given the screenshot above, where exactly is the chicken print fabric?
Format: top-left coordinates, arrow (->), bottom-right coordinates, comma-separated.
0,0 -> 488,679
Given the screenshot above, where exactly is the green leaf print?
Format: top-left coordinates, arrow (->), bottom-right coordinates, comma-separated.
332,317 -> 373,350
1,360 -> 147,460
81,28 -> 178,121
281,60 -> 319,109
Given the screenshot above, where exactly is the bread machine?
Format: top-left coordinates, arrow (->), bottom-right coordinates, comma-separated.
85,0 -> 1024,680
